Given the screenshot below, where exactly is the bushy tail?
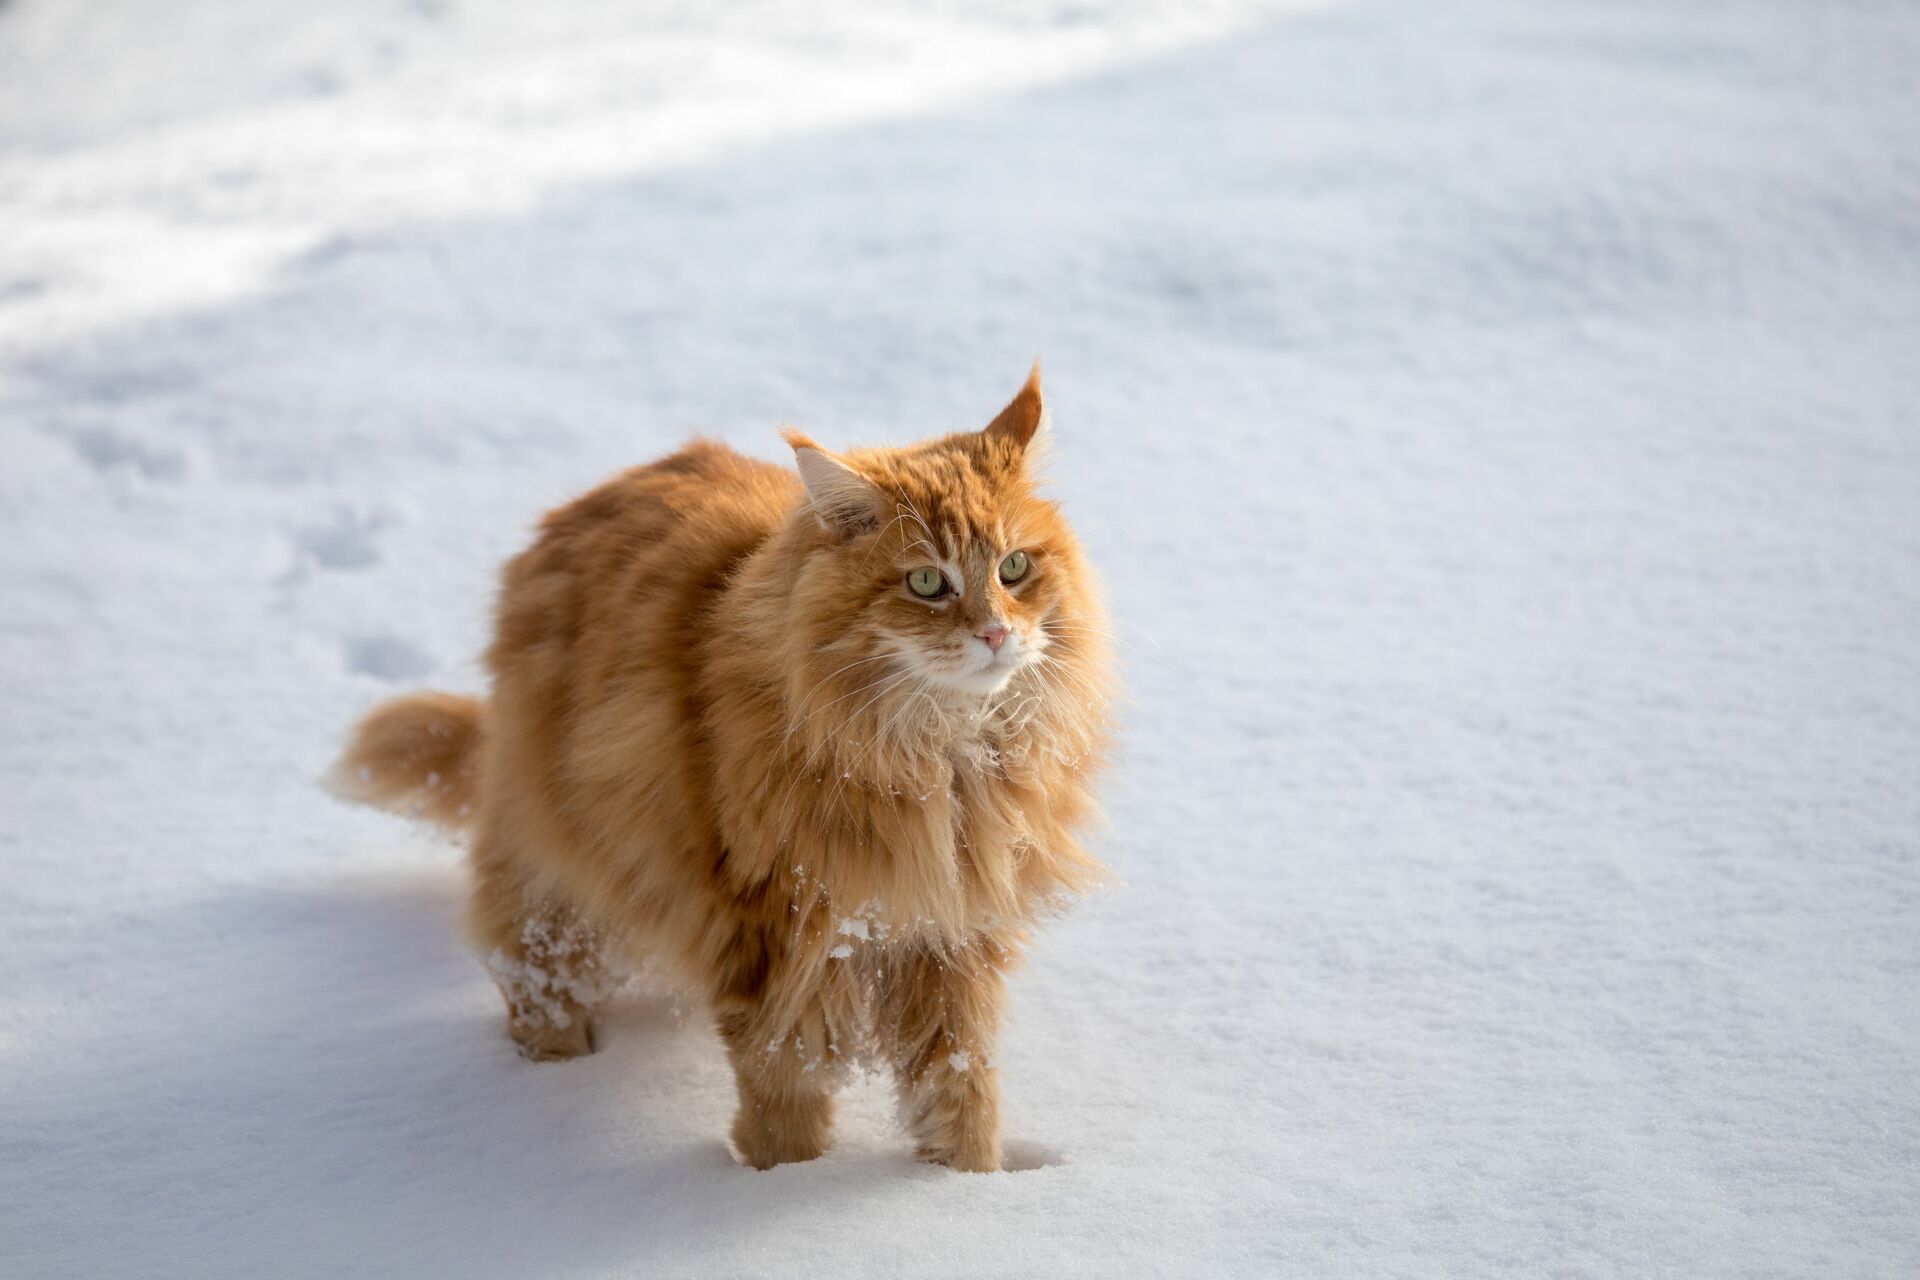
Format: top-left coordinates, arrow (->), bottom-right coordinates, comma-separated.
326,691 -> 483,832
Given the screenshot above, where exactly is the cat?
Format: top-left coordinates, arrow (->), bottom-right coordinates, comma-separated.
330,367 -> 1114,1172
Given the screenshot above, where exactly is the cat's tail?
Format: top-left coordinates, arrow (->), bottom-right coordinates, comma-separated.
325,691 -> 483,832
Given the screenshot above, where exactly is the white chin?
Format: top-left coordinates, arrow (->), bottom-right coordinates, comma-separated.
931,663 -> 1019,696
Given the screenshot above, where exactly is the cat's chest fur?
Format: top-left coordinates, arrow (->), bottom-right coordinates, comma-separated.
718,705 -> 1068,942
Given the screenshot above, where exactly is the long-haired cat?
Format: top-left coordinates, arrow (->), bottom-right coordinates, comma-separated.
330,368 -> 1113,1172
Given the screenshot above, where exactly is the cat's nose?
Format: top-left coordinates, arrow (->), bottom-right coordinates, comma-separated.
975,623 -> 1009,653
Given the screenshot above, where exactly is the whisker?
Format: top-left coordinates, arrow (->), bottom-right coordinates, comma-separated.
782,654 -> 901,744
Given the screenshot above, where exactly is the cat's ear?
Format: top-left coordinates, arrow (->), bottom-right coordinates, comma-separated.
984,360 -> 1048,452
783,428 -> 884,535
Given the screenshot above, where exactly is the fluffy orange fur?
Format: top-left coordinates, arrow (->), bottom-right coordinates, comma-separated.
331,368 -> 1114,1172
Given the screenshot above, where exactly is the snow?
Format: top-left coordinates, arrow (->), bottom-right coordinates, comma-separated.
3,0 -> 1918,1275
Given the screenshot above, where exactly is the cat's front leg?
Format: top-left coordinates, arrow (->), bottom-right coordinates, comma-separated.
718,1013 -> 835,1169
712,951 -> 853,1170
876,934 -> 1017,1173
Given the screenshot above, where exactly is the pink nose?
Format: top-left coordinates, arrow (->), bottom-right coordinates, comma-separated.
976,623 -> 1009,653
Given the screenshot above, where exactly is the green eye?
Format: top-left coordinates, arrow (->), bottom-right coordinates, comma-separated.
998,550 -> 1030,584
907,567 -> 948,598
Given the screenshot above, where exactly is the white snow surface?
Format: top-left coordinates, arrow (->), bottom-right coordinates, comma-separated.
4,0 -> 1919,1275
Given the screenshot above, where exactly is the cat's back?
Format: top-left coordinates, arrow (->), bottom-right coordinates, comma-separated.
489,439 -> 796,698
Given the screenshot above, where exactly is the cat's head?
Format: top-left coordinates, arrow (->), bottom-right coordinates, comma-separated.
782,366 -> 1097,700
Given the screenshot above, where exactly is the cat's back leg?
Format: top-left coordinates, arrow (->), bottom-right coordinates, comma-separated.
466,823 -> 608,1061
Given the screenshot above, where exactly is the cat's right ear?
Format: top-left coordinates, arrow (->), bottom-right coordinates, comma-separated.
783,428 -> 883,536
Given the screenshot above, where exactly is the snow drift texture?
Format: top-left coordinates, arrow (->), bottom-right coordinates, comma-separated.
2,0 -> 1917,1275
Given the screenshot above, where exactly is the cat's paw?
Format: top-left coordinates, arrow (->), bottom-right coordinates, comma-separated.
732,1111 -> 831,1170
919,1141 -> 1002,1174
510,1016 -> 595,1062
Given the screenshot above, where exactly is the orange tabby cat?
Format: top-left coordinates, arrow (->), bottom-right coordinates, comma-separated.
331,368 -> 1113,1172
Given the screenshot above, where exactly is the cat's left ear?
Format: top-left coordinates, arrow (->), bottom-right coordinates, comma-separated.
984,361 -> 1048,453
783,428 -> 884,536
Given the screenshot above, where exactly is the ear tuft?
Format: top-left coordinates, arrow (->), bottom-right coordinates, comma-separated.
985,360 -> 1047,451
784,428 -> 882,535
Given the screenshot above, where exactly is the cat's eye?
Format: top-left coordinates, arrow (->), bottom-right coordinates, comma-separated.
998,550 -> 1030,584
907,567 -> 949,598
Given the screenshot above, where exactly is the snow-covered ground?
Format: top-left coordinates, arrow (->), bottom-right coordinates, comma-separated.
4,0 -> 1918,1274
